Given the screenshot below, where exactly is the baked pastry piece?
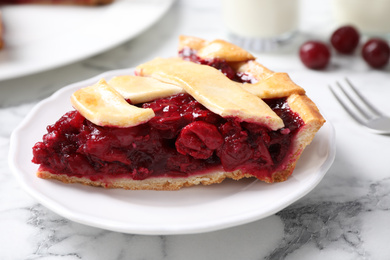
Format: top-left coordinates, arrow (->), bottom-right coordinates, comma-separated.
32,36 -> 325,190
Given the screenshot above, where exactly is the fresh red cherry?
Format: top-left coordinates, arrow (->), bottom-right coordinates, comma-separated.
299,41 -> 331,70
362,38 -> 390,68
331,25 -> 360,54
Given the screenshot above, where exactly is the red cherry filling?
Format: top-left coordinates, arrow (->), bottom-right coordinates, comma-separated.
32,94 -> 303,181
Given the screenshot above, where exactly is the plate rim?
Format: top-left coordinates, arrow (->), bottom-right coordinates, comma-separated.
9,69 -> 336,235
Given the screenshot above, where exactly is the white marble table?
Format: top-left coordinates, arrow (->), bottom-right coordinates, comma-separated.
2,0 -> 390,259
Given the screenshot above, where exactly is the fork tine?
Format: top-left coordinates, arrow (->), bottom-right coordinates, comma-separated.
329,85 -> 368,125
335,81 -> 373,120
344,78 -> 384,116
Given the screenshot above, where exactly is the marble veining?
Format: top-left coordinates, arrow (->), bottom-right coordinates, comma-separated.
268,177 -> 390,260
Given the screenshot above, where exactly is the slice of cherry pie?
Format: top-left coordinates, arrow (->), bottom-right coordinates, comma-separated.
32,36 -> 325,190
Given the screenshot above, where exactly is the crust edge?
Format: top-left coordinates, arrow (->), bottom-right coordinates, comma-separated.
37,170 -> 254,191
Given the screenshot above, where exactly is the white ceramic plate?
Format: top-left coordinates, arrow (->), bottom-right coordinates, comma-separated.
0,0 -> 174,81
9,68 -> 336,235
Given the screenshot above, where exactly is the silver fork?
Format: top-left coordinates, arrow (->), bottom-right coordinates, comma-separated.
329,78 -> 390,134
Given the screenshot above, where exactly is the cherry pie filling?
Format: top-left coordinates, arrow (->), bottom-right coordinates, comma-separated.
32,52 -> 305,183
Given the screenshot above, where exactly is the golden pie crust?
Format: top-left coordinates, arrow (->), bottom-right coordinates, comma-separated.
37,36 -> 325,190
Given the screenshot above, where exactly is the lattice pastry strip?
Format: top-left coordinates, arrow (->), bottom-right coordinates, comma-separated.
177,35 -> 323,126
135,57 -> 284,130
179,35 -> 306,99
60,35 -> 310,132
